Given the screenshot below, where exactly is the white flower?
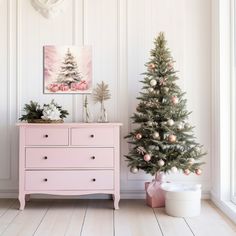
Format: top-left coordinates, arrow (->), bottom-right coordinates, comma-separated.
41,103 -> 61,120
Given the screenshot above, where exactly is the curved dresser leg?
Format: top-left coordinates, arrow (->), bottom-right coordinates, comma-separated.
18,194 -> 25,210
113,194 -> 120,210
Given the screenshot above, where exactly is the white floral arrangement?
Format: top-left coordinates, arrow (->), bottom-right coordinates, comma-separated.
19,99 -> 69,123
41,101 -> 62,121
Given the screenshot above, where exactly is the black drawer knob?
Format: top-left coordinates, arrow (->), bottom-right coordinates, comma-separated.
44,156 -> 48,160
44,178 -> 48,182
92,178 -> 96,182
44,134 -> 49,138
90,134 -> 94,138
91,156 -> 95,160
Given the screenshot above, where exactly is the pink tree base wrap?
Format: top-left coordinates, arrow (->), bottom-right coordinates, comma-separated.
145,172 -> 165,208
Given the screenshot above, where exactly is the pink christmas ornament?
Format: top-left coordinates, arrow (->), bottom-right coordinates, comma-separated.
144,154 -> 151,162
172,96 -> 179,105
148,63 -> 155,70
184,169 -> 190,175
195,169 -> 202,175
168,134 -> 177,143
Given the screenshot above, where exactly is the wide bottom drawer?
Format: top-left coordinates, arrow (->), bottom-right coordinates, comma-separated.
25,170 -> 114,191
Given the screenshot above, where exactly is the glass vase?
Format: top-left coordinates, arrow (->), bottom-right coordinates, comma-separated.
83,95 -> 92,123
83,106 -> 92,123
98,101 -> 108,123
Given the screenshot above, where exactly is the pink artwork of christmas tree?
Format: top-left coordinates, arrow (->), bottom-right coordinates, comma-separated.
44,46 -> 92,94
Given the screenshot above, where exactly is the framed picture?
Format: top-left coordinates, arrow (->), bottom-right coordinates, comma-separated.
44,45 -> 92,93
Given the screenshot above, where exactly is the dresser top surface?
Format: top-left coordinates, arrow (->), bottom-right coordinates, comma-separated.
16,122 -> 123,127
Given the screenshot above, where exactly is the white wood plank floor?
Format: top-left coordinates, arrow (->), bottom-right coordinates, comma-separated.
0,199 -> 235,236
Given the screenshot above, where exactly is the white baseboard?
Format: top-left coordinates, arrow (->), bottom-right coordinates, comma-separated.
0,189 -> 211,199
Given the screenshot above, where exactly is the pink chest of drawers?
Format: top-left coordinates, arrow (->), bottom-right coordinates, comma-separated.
17,123 -> 122,210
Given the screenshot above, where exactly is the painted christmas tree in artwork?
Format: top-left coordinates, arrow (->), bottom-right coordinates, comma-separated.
125,32 -> 205,176
57,48 -> 82,85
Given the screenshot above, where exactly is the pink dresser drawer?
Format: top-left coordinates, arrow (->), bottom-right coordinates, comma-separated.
25,127 -> 69,146
71,127 -> 114,146
25,170 -> 114,190
25,147 -> 114,168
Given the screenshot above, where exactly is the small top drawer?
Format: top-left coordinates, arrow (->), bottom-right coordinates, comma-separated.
25,127 -> 69,146
71,127 -> 114,146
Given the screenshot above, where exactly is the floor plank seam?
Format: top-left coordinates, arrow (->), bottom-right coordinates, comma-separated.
63,200 -> 78,236
183,218 -> 195,236
0,203 -> 21,236
32,200 -> 54,236
79,200 -> 89,236
0,200 -> 16,218
152,208 -> 164,236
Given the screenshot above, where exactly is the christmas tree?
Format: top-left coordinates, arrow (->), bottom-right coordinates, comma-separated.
125,32 -> 205,176
57,48 -> 82,85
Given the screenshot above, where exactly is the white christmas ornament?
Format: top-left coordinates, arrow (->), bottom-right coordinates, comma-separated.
131,167 -> 139,174
150,79 -> 157,87
167,119 -> 174,126
184,123 -> 190,129
171,166 -> 178,173
189,158 -> 195,165
152,132 -> 160,139
31,0 -> 66,19
158,159 -> 165,167
177,123 -> 184,130
147,121 -> 153,126
148,87 -> 154,93
164,87 -> 169,92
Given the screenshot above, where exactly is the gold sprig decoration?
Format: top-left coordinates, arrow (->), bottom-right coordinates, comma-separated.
93,81 -> 111,103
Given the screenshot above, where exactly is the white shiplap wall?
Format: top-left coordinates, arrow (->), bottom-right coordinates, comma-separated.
0,0 -> 212,198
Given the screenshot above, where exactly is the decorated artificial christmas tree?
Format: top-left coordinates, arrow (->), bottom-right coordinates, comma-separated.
57,48 -> 82,85
125,32 -> 205,178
